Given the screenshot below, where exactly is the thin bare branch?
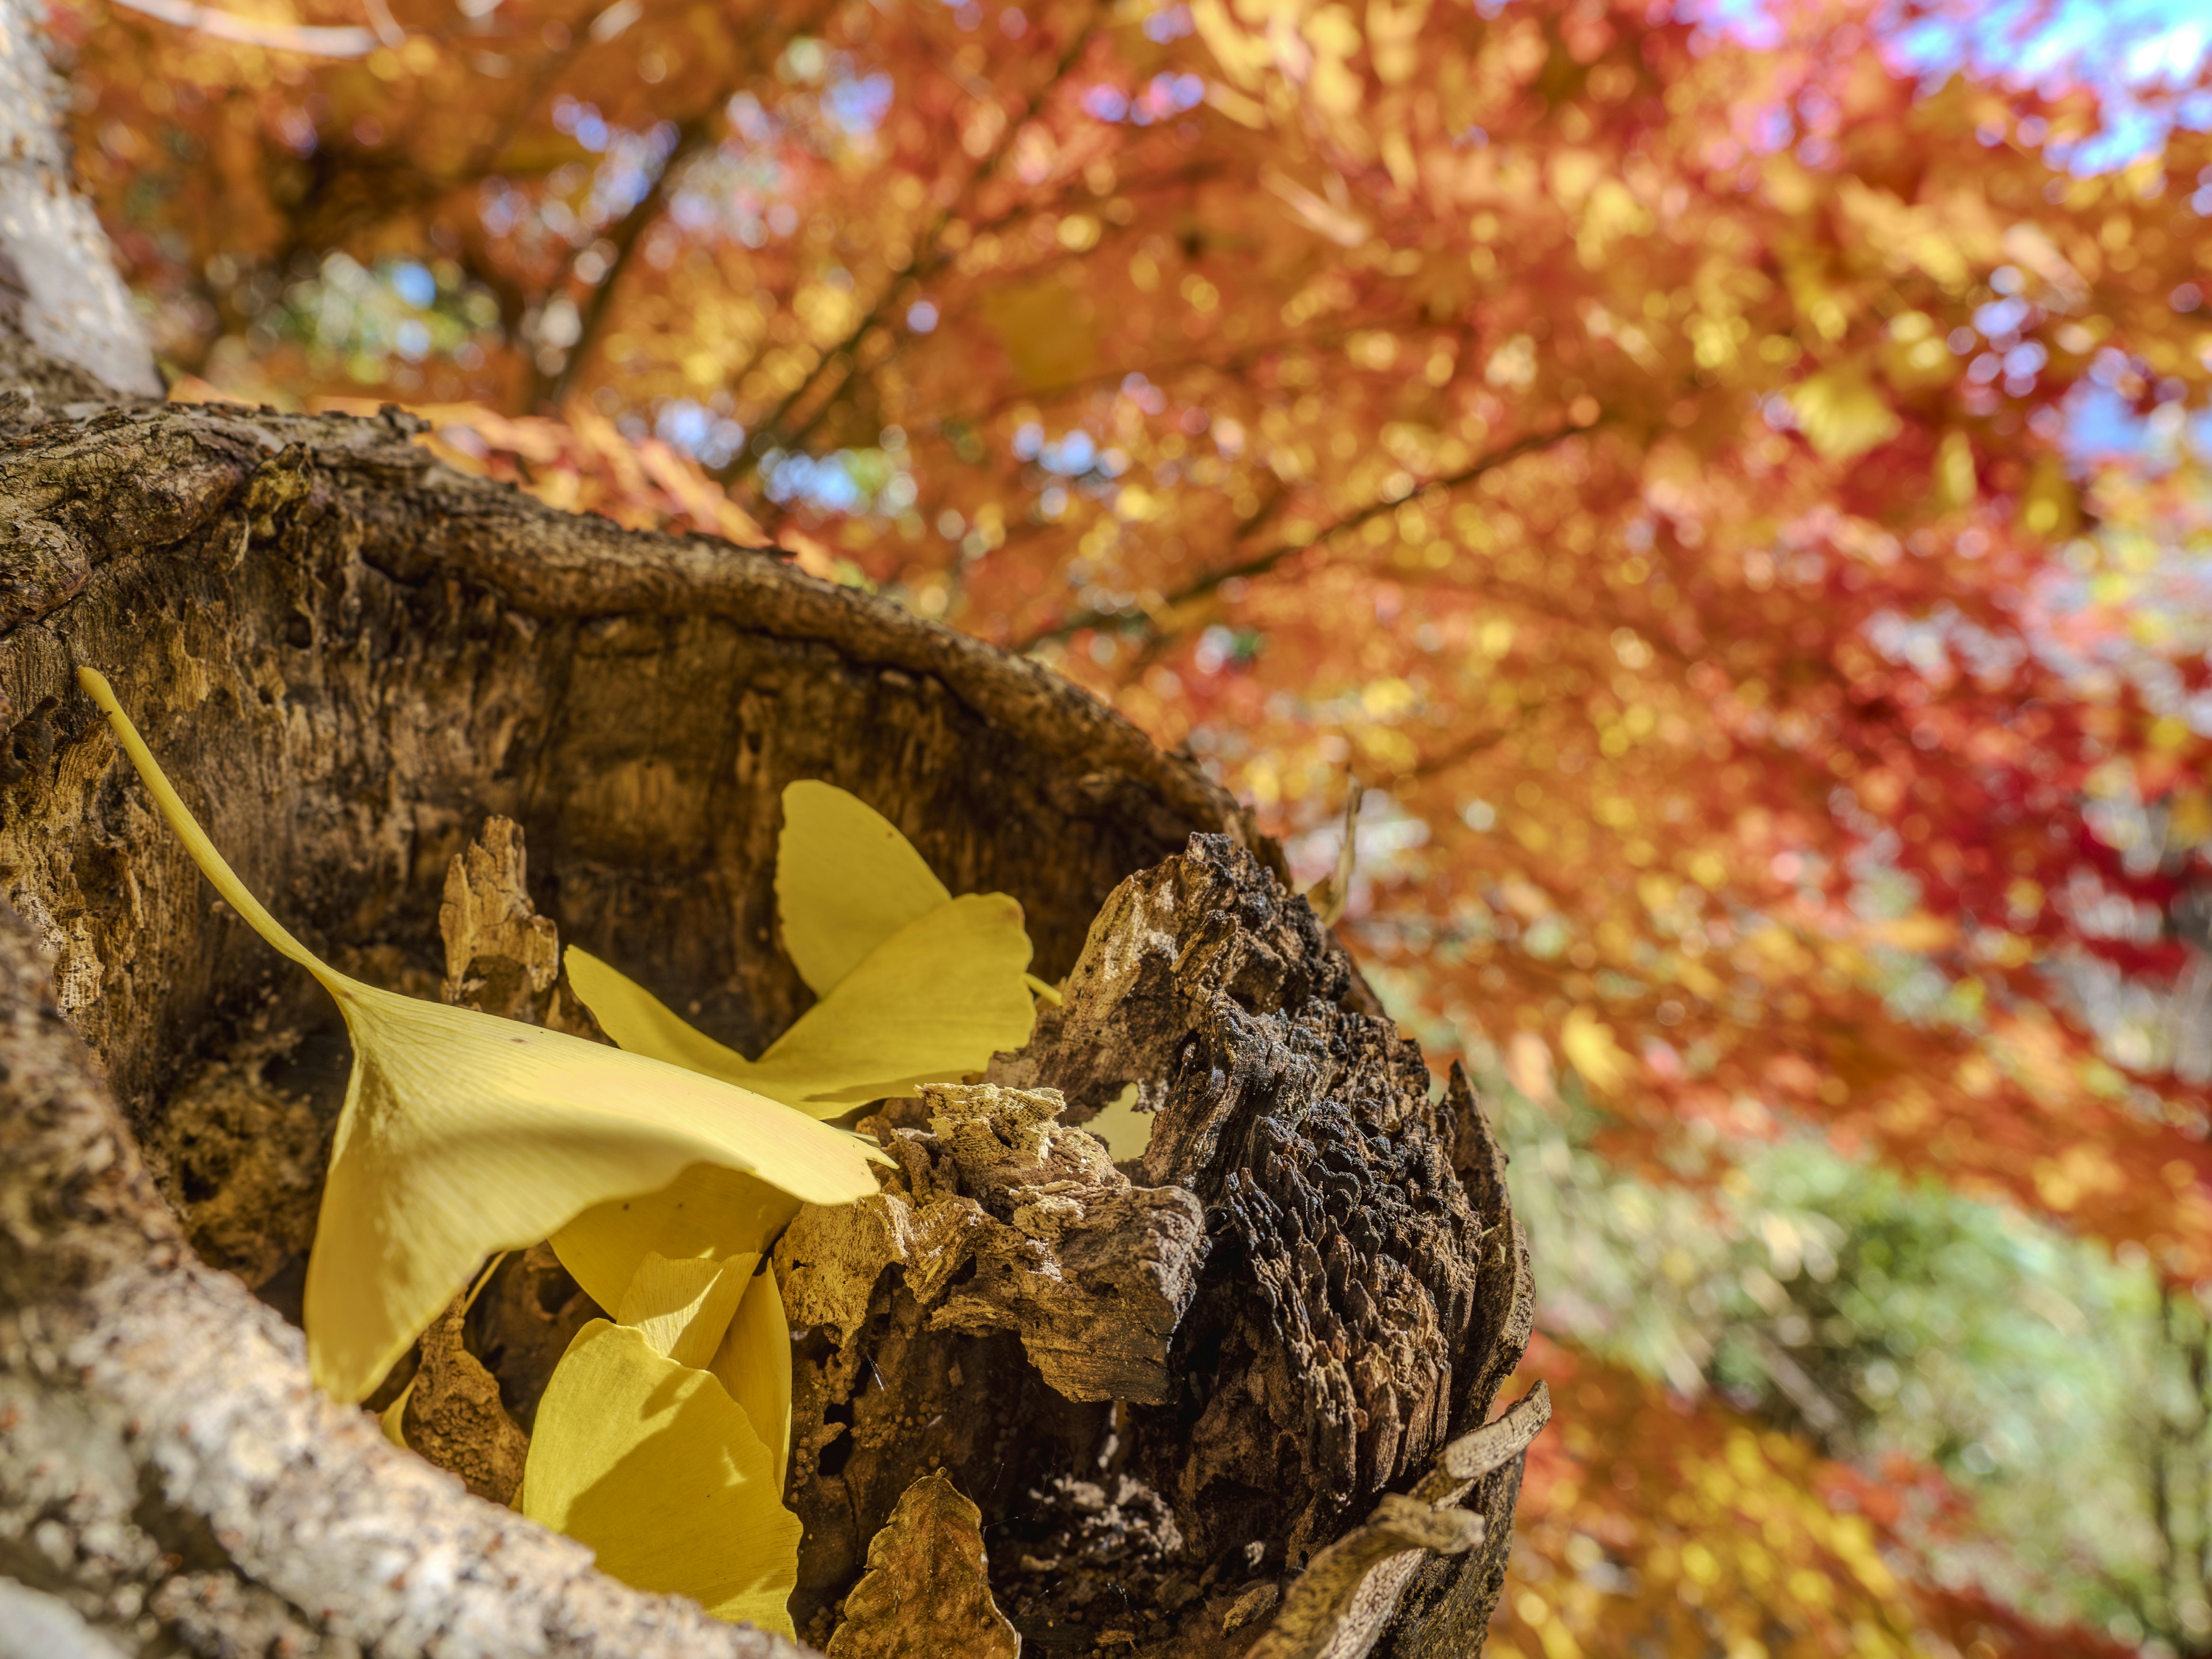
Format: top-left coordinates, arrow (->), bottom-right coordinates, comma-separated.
528,114 -> 718,412
717,8 -> 1105,484
1017,416 -> 1599,650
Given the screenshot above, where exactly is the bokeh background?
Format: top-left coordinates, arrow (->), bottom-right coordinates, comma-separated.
47,0 -> 2212,1654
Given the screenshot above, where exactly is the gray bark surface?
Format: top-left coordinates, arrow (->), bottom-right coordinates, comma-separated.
0,0 -> 159,405
0,9 -> 1540,1652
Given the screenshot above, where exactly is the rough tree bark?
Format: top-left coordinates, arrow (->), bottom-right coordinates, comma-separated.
0,11 -> 1543,1657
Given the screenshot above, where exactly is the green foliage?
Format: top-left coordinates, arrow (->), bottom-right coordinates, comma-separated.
1486,1065 -> 2183,1646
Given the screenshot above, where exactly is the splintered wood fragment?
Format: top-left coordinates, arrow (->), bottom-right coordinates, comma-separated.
825,1471 -> 1020,1659
1244,1497 -> 1482,1659
1248,1383 -> 1553,1659
397,1291 -> 530,1505
440,817 -> 560,1019
440,817 -> 600,1038
777,1082 -> 1206,1405
1409,1380 -> 1553,1507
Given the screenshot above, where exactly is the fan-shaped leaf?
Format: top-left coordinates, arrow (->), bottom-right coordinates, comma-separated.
567,892 -> 1036,1116
713,1259 -> 794,1494
776,779 -> 950,995
522,1320 -> 799,1635
79,667 -> 880,1403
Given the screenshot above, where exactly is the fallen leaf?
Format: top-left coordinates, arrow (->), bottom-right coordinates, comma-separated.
825,1471 -> 1020,1659
616,1248 -> 758,1370
522,1320 -> 799,1635
81,667 -> 881,1403
775,780 -> 953,995
711,1257 -> 793,1494
551,1162 -> 800,1313
566,891 -> 1036,1115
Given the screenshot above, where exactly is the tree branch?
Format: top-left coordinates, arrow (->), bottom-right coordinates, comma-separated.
0,0 -> 161,397
1016,416 -> 1599,650
946,305 -> 1431,430
528,113 -> 718,412
717,9 -> 1104,484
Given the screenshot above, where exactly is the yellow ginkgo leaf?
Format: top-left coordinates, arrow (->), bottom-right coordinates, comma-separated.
79,667 -> 881,1403
748,895 -> 1036,1105
567,892 -> 1036,1117
1083,1082 -> 1157,1164
562,950 -> 771,1099
776,778 -> 952,995
711,1259 -> 793,1494
552,1161 -> 799,1314
616,1249 -> 758,1370
379,1382 -> 414,1447
523,1320 -> 799,1636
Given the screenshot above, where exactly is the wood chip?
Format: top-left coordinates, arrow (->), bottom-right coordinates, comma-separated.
399,1292 -> 530,1505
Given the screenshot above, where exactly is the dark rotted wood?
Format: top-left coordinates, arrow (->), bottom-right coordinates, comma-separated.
774,838 -> 1534,1656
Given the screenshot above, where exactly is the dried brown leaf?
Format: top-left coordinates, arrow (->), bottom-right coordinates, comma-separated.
826,1471 -> 1020,1659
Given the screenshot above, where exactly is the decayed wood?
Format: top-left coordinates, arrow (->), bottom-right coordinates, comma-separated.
777,1081 -> 1210,1407
0,384 -> 1273,1653
1003,839 -> 1535,1567
1248,1382 -> 1552,1659
440,818 -> 565,1025
773,836 -> 1535,1655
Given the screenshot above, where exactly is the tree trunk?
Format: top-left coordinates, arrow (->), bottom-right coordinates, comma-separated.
0,12 -> 1541,1657
0,0 -> 160,408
